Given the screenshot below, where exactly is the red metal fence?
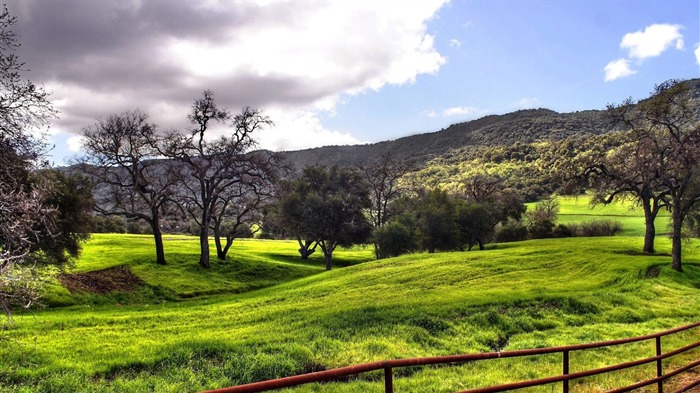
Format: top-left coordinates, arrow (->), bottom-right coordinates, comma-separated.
202,321 -> 700,393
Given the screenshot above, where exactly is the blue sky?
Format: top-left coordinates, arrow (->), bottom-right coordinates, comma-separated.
323,0 -> 700,142
8,0 -> 699,165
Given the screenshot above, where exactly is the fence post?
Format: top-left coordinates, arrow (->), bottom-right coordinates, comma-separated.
562,350 -> 569,393
384,366 -> 393,393
656,336 -> 663,393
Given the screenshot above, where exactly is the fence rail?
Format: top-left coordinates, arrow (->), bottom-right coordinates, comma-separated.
201,321 -> 700,393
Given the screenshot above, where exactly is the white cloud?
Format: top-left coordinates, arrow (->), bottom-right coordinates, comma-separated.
621,23 -> 684,60
604,58 -> 637,82
66,134 -> 84,152
449,38 -> 461,48
257,110 -> 364,152
515,97 -> 540,109
695,43 -> 700,65
442,106 -> 480,117
12,0 -> 449,160
423,106 -> 484,119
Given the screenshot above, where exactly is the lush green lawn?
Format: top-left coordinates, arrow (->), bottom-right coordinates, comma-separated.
528,194 -> 671,236
2,231 -> 700,392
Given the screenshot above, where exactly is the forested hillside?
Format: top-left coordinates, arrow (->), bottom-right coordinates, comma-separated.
282,108 -> 614,170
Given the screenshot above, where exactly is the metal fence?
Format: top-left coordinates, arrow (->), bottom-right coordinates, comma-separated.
201,321 -> 700,393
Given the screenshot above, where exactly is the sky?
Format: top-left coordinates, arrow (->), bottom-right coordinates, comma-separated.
6,0 -> 700,165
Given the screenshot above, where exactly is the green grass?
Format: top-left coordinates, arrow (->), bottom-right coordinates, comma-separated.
528,194 -> 671,236
2,232 -> 700,392
47,234 -> 373,303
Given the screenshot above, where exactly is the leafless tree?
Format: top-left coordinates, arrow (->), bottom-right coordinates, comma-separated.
163,91 -> 278,268
78,110 -> 177,265
211,159 -> 277,260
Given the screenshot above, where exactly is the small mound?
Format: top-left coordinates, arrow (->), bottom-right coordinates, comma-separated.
59,266 -> 145,294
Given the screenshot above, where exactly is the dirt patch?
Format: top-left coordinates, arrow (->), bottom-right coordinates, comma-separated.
59,266 -> 145,294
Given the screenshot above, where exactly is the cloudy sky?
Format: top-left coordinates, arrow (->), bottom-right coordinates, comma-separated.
7,0 -> 700,165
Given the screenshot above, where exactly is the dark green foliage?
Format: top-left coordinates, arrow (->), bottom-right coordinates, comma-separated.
93,216 -> 127,233
30,170 -> 94,265
495,220 -> 529,243
414,189 -> 460,253
373,214 -> 420,258
271,166 -> 372,269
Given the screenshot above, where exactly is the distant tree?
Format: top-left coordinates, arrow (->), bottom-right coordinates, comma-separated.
457,175 -> 526,250
163,91 -> 279,268
359,154 -> 416,258
524,197 -> 559,239
32,170 -> 94,263
372,213 -> 420,258
78,110 -> 177,265
414,188 -> 460,253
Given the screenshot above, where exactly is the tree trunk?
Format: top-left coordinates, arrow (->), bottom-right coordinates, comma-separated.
297,238 -> 317,260
199,216 -> 211,268
219,236 -> 234,260
319,241 -> 336,270
151,215 -> 166,265
324,252 -> 333,270
671,206 -> 683,272
641,198 -> 657,253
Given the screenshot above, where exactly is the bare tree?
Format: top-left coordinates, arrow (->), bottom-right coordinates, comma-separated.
78,110 -> 176,265
359,154 -> 415,229
211,161 -> 277,260
164,91 -> 277,268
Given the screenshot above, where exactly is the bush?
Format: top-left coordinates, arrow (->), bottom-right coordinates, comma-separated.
568,220 -> 623,237
93,216 -> 127,233
374,214 -> 420,258
495,220 -> 528,242
553,224 -> 574,238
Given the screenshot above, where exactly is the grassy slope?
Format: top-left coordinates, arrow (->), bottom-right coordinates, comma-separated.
3,233 -> 700,392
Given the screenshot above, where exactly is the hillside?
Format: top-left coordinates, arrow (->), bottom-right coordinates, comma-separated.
4,234 -> 700,392
282,108 -> 612,170
281,78 -> 700,171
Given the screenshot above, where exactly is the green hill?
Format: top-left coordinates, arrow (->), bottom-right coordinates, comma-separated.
3,230 -> 700,392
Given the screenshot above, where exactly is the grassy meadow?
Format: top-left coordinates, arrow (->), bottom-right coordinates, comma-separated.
2,197 -> 699,392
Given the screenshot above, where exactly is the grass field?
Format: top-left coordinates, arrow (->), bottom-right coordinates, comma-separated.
529,194 -> 671,236
2,198 -> 699,392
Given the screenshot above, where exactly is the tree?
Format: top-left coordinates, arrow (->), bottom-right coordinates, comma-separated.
372,213 -> 420,258
78,110 -> 176,265
414,188 -> 460,253
211,177 -> 274,260
0,6 -> 89,318
272,166 -> 372,269
575,131 -> 669,253
164,91 -> 278,268
606,79 -> 700,271
358,154 -> 415,258
457,175 -> 526,250
266,179 -> 320,260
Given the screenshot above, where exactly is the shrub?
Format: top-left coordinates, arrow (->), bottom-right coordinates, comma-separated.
495,220 -> 528,242
568,220 -> 623,237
